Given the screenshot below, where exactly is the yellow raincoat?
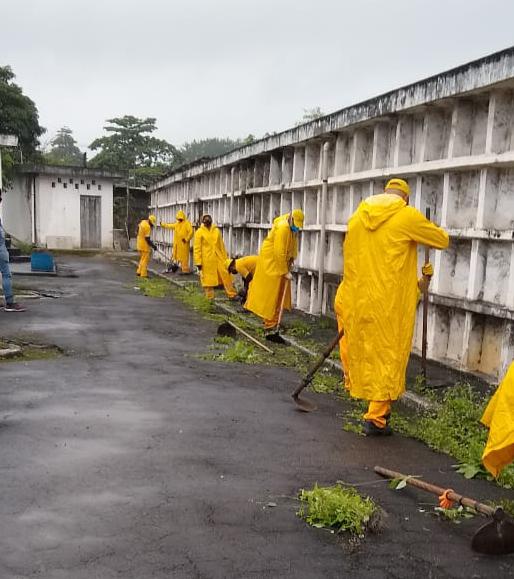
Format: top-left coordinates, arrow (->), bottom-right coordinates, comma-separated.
245,214 -> 298,322
160,210 -> 193,272
193,223 -> 236,297
481,362 -> 514,478
232,255 -> 258,279
337,193 -> 449,402
136,219 -> 153,277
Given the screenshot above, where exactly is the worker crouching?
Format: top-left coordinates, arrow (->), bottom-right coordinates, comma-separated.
136,214 -> 157,278
193,214 -> 237,300
245,209 -> 304,337
335,178 -> 449,436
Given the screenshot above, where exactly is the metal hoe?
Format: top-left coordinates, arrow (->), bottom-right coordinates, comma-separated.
291,327 -> 345,412
375,465 -> 514,555
153,247 -> 179,273
217,319 -> 274,354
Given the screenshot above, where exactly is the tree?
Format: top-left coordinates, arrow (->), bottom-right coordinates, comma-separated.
180,137 -> 242,164
295,107 -> 325,126
44,126 -> 83,166
0,65 -> 45,185
89,116 -> 181,185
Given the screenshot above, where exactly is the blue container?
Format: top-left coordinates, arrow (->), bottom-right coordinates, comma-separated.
31,251 -> 55,272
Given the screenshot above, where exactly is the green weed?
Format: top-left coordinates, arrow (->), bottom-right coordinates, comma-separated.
287,320 -> 311,338
136,277 -> 173,298
297,483 -> 378,536
388,384 -> 514,489
310,371 -> 341,394
215,340 -> 260,364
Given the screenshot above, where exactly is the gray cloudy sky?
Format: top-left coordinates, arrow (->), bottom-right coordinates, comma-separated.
2,0 -> 514,152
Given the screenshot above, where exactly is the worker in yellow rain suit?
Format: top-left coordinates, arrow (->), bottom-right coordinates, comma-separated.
136,214 -> 157,278
335,178 -> 449,436
245,209 -> 304,337
193,214 -> 237,300
225,255 -> 258,303
481,362 -> 514,478
159,210 -> 194,273
335,263 -> 435,390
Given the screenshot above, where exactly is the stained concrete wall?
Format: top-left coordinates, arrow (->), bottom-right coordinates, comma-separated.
149,47 -> 514,381
5,166 -> 120,249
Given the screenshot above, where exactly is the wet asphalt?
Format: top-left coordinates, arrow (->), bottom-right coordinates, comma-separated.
0,255 -> 513,579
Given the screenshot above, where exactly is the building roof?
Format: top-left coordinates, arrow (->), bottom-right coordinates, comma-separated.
17,164 -> 124,180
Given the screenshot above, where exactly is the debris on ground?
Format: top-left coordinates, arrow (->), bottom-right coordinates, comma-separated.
297,483 -> 381,537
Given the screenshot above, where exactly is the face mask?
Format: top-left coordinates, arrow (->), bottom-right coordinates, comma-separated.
290,224 -> 300,233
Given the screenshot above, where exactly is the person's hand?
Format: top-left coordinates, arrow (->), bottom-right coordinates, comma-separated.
284,272 -> 293,281
197,265 -> 202,271
182,239 -> 187,244
422,263 -> 434,277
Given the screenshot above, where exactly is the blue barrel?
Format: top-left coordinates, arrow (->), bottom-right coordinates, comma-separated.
31,251 -> 55,272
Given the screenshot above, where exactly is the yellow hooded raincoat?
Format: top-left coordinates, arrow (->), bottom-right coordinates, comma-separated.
337,194 -> 449,401
481,362 -> 514,478
161,210 -> 193,270
245,214 -> 298,321
193,223 -> 235,291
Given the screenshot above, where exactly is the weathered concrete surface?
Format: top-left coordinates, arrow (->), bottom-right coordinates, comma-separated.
1,255 -> 513,578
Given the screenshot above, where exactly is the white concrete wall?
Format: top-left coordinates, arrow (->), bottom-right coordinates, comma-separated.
149,47 -> 514,382
36,175 -> 113,249
1,174 -> 33,243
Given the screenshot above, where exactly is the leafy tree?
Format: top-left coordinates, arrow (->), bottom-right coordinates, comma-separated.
89,115 -> 181,185
44,126 -> 84,166
0,65 -> 45,185
296,107 -> 325,126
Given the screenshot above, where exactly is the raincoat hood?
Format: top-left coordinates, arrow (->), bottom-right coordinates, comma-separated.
176,210 -> 186,220
358,194 -> 406,231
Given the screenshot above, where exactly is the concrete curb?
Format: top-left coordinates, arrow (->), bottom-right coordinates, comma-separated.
134,260 -> 437,413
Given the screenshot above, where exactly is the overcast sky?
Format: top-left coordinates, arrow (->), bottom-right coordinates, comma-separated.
2,0 -> 514,153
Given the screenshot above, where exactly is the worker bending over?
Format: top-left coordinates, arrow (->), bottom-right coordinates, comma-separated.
225,255 -> 258,303
136,214 -> 157,278
246,209 -> 304,337
193,214 -> 237,300
160,210 -> 193,273
335,178 -> 448,436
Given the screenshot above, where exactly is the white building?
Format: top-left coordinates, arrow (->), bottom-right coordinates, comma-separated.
2,165 -> 122,249
149,47 -> 514,381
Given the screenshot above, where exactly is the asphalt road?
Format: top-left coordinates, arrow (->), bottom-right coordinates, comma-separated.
0,255 -> 513,578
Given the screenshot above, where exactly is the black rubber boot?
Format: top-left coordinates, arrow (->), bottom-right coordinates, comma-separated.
363,420 -> 393,437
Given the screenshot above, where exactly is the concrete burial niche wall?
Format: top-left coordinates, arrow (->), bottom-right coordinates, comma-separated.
150,47 -> 514,382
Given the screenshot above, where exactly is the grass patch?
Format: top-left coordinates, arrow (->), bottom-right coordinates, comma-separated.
136,277 -> 173,298
286,319 -> 311,338
298,483 -> 379,536
0,340 -> 61,363
389,384 -> 514,489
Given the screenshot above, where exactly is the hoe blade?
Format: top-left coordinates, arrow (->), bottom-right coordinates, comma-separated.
472,515 -> 514,555
217,322 -> 237,339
